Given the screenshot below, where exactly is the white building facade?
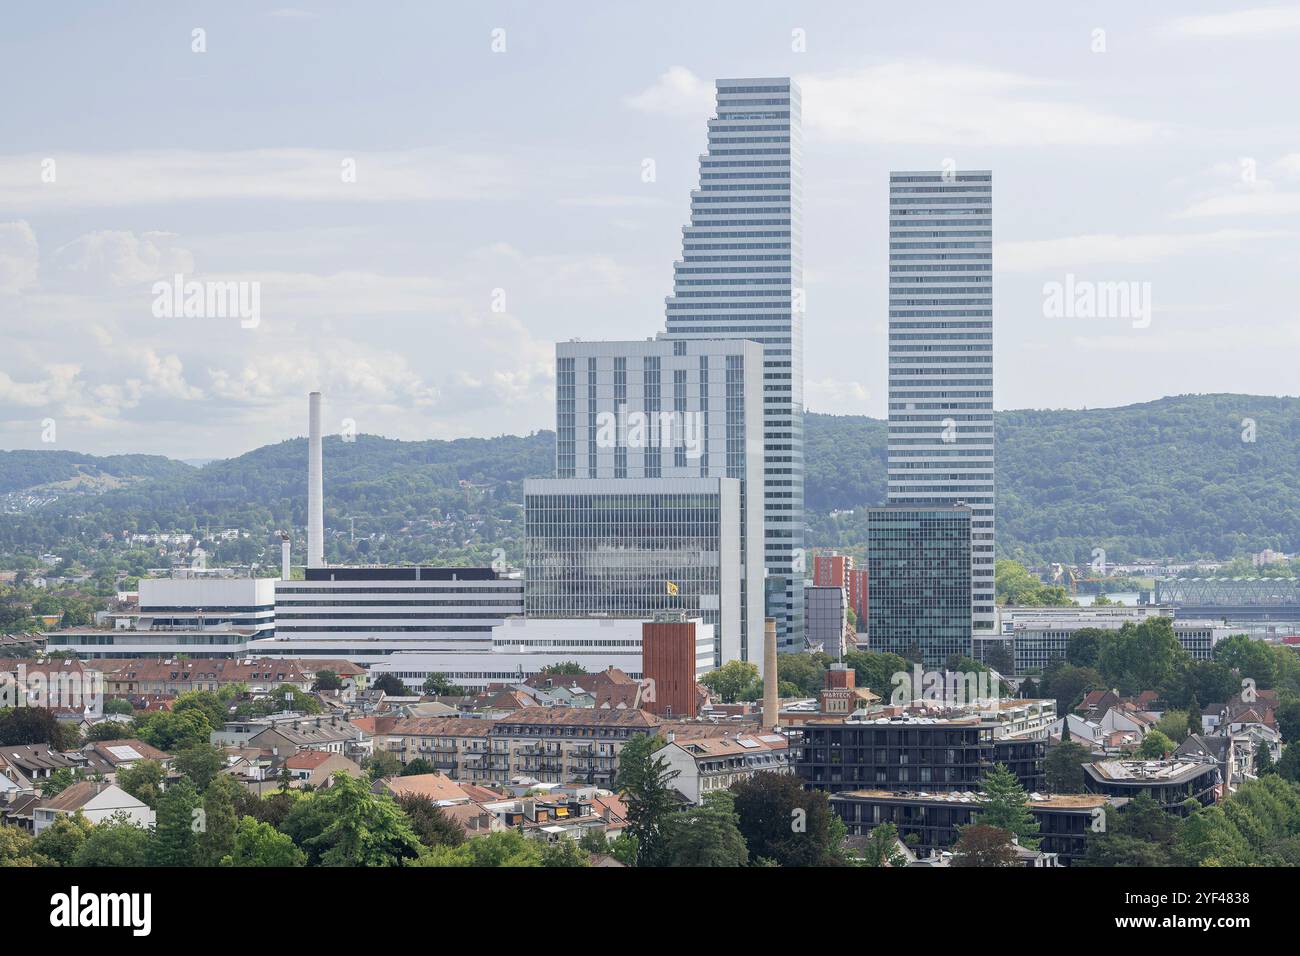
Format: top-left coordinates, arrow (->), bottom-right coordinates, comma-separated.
887,170 -> 995,636
663,77 -> 805,651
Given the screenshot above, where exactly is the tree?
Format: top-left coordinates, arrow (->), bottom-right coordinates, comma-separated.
370,673 -> 409,697
1066,629 -> 1107,669
1044,741 -> 1091,794
856,822 -> 907,867
977,764 -> 1039,848
1136,729 -> 1176,759
0,706 -> 78,748
699,660 -> 761,703
1179,804 -> 1252,866
411,829 -> 544,867
365,750 -> 404,781
1039,663 -> 1103,715
952,825 -> 1019,867
615,734 -> 680,866
148,776 -> 200,866
32,812 -> 92,866
313,670 -> 343,692
400,758 -> 435,776
1096,618 -> 1185,696
660,791 -> 749,867
1156,709 -> 1191,742
777,653 -> 829,697
197,773 -> 241,866
116,759 -> 165,809
1213,634 -> 1277,688
1278,741 -> 1300,783
1255,743 -> 1276,777
421,672 -> 466,696
1275,700 -> 1300,744
0,824 -> 46,867
538,662 -> 587,676
1080,793 -> 1181,867
732,771 -> 843,866
983,642 -> 1014,676
539,839 -> 591,867
282,771 -> 422,867
73,813 -> 150,867
134,708 -> 212,752
395,793 -> 465,850
39,768 -> 77,796
174,743 -> 226,792
222,815 -> 306,867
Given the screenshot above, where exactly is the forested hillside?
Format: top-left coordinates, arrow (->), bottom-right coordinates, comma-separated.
3,393 -> 1299,568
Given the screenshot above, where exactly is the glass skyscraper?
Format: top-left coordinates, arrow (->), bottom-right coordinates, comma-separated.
886,169 -> 995,636
664,76 -> 804,650
866,505 -> 973,669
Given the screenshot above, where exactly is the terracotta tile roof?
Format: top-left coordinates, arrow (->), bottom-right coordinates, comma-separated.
376,773 -> 471,804
387,717 -> 493,737
284,750 -> 336,770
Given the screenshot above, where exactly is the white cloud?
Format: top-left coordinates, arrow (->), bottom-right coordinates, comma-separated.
799,62 -> 1165,147
624,66 -> 715,118
1168,7 -> 1300,37
0,148 -> 513,211
997,229 -> 1293,272
805,378 -> 872,415
0,220 -> 39,294
50,230 -> 195,290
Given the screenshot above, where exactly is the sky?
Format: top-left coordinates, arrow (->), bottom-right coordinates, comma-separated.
1,1 -> 1298,459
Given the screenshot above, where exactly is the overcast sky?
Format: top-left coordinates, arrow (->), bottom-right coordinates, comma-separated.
2,2 -> 1298,459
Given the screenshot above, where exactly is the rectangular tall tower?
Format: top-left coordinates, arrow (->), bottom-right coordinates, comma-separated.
553,338 -> 765,663
886,170 -> 995,636
866,504 -> 973,669
664,77 -> 805,651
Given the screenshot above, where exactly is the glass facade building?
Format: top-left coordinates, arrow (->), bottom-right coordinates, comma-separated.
523,477 -> 742,665
866,505 -> 973,668
664,76 -> 804,651
886,170 -> 994,635
552,339 -> 764,663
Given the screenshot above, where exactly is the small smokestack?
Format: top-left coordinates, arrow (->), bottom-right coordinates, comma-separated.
279,532 -> 291,581
763,617 -> 778,730
307,391 -> 324,568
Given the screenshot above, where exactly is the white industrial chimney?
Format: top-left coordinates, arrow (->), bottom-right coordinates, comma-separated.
279,531 -> 292,581
307,391 -> 324,568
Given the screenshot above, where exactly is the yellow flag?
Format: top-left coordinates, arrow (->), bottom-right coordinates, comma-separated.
666,581 -> 679,596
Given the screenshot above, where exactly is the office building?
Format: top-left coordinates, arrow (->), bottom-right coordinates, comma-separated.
44,575 -> 276,659
524,477 -> 742,665
804,584 -> 848,657
813,552 -> 867,630
663,77 -> 805,651
249,566 -> 524,663
866,505 -> 972,668
887,170 -> 994,635
796,698 -> 1054,795
554,338 -> 765,663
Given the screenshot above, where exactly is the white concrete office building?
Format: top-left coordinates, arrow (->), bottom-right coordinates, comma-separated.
663,77 -> 805,651
887,169 -> 995,636
554,338 -> 765,665
249,566 -> 524,663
